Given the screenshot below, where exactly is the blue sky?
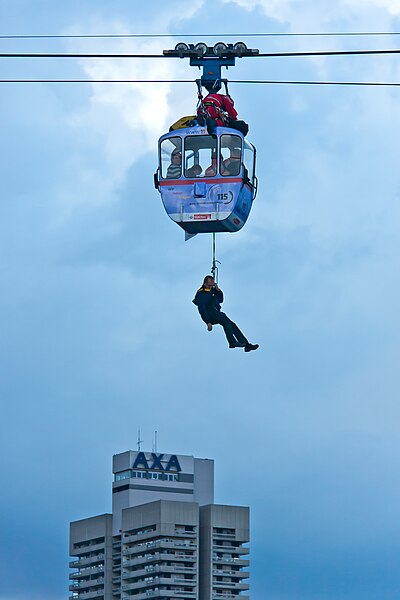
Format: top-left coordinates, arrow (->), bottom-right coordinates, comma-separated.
1,1 -> 400,599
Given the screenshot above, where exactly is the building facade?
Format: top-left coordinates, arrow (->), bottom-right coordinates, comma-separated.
69,450 -> 249,600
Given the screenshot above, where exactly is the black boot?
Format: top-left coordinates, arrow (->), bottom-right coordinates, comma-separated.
244,343 -> 259,352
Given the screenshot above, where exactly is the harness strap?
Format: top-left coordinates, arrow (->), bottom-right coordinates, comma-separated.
195,79 -> 205,116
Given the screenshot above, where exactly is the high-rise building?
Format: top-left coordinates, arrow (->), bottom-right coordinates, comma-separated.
69,450 -> 250,600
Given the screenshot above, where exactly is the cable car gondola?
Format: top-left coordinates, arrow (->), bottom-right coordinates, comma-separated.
154,124 -> 257,235
154,41 -> 259,266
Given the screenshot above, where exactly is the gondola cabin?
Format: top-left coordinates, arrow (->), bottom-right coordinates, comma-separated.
154,126 -> 257,235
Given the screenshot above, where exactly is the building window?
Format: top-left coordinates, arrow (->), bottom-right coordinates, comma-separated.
115,470 -> 131,481
115,469 -> 178,482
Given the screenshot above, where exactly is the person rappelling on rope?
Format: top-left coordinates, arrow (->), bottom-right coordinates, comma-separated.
193,275 -> 259,352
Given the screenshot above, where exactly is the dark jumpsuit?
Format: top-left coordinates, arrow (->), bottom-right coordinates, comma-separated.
193,286 -> 249,347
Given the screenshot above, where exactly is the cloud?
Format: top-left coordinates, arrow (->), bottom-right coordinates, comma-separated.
222,0 -> 400,21
352,0 -> 400,14
219,0 -> 400,254
55,7 -> 204,218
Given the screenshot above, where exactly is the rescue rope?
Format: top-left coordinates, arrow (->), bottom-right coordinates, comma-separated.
211,233 -> 221,283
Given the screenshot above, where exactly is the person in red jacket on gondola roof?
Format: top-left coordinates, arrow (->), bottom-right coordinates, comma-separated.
201,93 -> 238,125
197,93 -> 249,136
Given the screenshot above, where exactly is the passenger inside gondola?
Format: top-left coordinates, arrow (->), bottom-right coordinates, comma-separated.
205,152 -> 217,176
221,148 -> 242,176
166,150 -> 182,179
186,164 -> 202,177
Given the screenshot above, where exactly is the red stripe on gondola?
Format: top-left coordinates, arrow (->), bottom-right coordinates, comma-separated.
159,177 -> 242,186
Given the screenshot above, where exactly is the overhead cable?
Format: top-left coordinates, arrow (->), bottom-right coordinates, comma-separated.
1,32 -> 400,40
232,79 -> 400,86
1,48 -> 400,59
1,79 -> 399,86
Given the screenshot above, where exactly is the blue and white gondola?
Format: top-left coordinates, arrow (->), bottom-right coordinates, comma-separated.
154,125 -> 257,235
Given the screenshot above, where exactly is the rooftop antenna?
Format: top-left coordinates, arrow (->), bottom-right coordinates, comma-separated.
152,430 -> 158,453
137,427 -> 144,452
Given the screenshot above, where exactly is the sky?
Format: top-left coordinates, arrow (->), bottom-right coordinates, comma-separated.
1,0 -> 400,599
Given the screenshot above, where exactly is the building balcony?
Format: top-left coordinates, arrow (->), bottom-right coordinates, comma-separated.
122,552 -> 196,568
69,554 -> 105,568
71,542 -> 105,555
121,589 -> 196,600
123,529 -> 196,544
123,565 -> 196,580
69,591 -> 104,600
213,557 -> 249,567
213,535 -> 248,544
69,566 -> 104,580
213,596 -> 249,600
122,531 -> 170,544
212,582 -> 249,591
69,577 -> 104,591
174,530 -> 196,537
121,576 -> 196,592
213,569 -> 249,579
123,540 -> 196,556
212,545 -> 249,555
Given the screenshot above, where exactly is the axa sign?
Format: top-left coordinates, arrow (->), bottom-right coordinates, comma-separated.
132,452 -> 182,473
